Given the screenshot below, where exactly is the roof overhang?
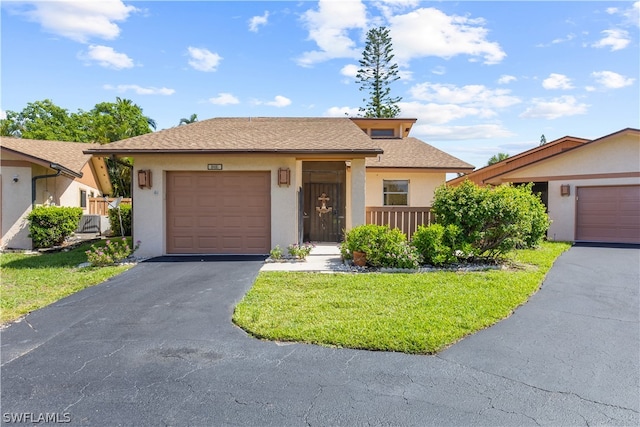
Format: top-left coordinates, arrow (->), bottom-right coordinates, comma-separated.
84,148 -> 384,157
1,146 -> 82,178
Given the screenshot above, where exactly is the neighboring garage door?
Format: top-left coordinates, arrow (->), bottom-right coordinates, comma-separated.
576,185 -> 640,244
167,171 -> 271,254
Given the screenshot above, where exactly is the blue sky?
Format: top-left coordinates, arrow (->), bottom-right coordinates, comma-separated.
2,1 -> 638,168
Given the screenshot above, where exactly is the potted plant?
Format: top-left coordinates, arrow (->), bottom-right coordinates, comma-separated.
342,225 -> 379,267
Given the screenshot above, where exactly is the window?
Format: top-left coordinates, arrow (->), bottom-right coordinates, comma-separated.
371,128 -> 395,138
383,180 -> 408,205
80,189 -> 87,208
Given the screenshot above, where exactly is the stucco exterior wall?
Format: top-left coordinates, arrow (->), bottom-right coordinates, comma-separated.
365,170 -> 445,206
497,132 -> 640,241
130,154 -> 299,258
1,164 -> 32,249
1,152 -> 105,249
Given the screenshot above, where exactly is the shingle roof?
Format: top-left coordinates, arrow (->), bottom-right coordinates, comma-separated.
1,137 -> 100,176
365,137 -> 474,170
85,117 -> 383,155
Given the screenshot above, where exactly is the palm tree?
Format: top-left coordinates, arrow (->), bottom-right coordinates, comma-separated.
178,114 -> 198,126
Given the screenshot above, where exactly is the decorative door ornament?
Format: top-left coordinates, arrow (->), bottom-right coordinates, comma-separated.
316,193 -> 333,217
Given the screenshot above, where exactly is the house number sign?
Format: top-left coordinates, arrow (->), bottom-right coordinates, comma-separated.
207,164 -> 223,170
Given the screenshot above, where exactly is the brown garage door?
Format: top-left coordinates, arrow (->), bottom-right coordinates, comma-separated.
167,171 -> 270,254
576,185 -> 640,244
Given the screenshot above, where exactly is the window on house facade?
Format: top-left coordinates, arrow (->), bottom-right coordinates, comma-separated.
80,189 -> 87,208
371,128 -> 395,138
383,180 -> 408,205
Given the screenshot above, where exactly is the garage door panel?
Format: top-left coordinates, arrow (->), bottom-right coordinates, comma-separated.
576,185 -> 640,244
167,171 -> 271,254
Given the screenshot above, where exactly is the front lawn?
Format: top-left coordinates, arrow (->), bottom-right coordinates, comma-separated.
1,240 -> 133,324
233,241 -> 571,354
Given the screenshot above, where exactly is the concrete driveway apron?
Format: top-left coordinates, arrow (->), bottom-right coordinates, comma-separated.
1,247 -> 638,426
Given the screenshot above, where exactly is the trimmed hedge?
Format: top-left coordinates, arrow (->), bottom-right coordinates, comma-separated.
342,224 -> 421,269
108,204 -> 132,236
28,206 -> 83,248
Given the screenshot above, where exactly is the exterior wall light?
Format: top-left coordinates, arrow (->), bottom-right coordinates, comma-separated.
138,169 -> 152,189
560,184 -> 570,196
278,168 -> 291,187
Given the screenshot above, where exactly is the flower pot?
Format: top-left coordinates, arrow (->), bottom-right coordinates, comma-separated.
353,251 -> 367,267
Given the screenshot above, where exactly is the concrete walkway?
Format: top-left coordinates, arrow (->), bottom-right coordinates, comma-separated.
260,243 -> 346,272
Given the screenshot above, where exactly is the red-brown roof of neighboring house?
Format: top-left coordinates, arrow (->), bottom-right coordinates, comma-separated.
85,117 -> 384,155
1,137 -> 102,177
365,137 -> 474,171
447,134 -> 591,186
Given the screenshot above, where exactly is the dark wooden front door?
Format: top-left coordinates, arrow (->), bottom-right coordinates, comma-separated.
304,182 -> 344,242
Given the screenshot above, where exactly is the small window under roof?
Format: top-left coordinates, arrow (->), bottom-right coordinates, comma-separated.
371,129 -> 395,138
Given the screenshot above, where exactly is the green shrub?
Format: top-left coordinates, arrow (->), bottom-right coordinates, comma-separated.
412,223 -> 462,266
28,206 -> 83,248
85,237 -> 141,266
108,204 -> 132,236
342,224 -> 422,268
432,181 -> 550,259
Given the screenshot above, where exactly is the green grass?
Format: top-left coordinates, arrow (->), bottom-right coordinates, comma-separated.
233,241 -> 571,354
1,240 -> 133,324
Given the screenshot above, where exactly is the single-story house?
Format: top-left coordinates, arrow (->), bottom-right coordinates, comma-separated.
86,117 -> 473,258
448,128 -> 640,244
1,137 -> 113,249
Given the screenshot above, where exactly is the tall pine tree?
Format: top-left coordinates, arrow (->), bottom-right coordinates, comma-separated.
356,27 -> 402,118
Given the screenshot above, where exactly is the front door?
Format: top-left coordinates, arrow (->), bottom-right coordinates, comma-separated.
304,182 -> 344,242
302,161 -> 347,243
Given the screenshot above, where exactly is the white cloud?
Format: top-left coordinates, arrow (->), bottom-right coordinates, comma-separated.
266,95 -> 292,107
497,75 -> 516,84
249,11 -> 269,32
324,106 -> 360,117
340,64 -> 359,78
390,8 -> 506,65
187,47 -> 222,72
81,45 -> 133,69
399,101 -> 485,125
208,93 -> 240,105
103,84 -> 174,95
591,71 -> 635,89
520,96 -> 589,120
552,33 -> 575,44
0,110 -> 6,120
412,124 -> 515,141
592,29 -> 630,51
297,0 -> 367,66
606,7 -> 619,14
409,82 -> 521,109
431,66 -> 446,75
13,0 -> 137,43
542,73 -> 574,90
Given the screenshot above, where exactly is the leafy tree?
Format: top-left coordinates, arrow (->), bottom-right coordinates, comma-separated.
179,113 -> 198,126
2,98 -> 156,196
487,152 -> 510,166
356,27 -> 402,118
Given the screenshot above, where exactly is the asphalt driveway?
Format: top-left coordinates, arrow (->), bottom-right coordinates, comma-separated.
1,247 -> 638,426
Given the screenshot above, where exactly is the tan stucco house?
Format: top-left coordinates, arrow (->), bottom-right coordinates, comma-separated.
86,117 -> 473,258
1,137 -> 112,249
448,128 -> 640,244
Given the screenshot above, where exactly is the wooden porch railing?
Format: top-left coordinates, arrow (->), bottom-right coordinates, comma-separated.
365,206 -> 434,240
89,197 -> 132,215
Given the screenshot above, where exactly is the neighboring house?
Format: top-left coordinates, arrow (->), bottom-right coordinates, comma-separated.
86,117 -> 473,258
1,137 -> 113,249
448,128 -> 640,244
